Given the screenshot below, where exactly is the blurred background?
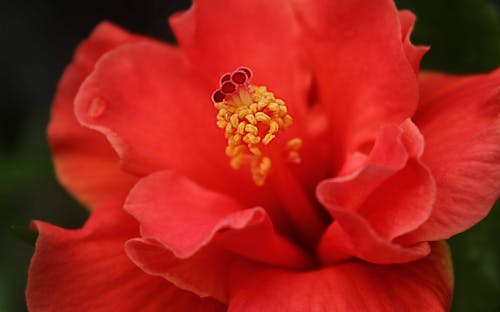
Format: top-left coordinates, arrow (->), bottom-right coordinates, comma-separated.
1,0 -> 499,311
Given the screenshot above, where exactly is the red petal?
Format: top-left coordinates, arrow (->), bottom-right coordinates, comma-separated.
170,0 -> 310,117
317,122 -> 435,264
125,238 -> 234,303
228,242 -> 453,312
170,1 -> 333,198
318,161 -> 433,264
124,171 -> 312,301
48,22 -> 139,209
74,40 -> 280,211
398,10 -> 429,74
290,0 -> 419,166
27,202 -> 224,311
402,70 -> 500,242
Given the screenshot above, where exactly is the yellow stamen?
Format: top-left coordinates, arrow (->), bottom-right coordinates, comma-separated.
245,124 -> 259,135
262,133 -> 276,145
255,112 -> 271,122
214,82 -> 302,186
287,138 -> 303,150
287,138 -> 303,163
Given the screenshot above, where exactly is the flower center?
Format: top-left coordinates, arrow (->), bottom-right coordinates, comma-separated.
212,67 -> 302,185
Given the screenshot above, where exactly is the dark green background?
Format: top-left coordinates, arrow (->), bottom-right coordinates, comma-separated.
1,0 -> 499,311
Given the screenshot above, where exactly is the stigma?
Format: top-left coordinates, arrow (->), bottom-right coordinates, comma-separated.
212,67 -> 302,186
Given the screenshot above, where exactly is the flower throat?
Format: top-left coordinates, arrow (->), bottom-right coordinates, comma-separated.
212,67 -> 302,186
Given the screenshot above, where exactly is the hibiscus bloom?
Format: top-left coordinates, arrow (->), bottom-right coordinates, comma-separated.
27,0 -> 500,311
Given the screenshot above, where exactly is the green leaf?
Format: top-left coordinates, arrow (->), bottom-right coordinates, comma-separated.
10,225 -> 38,247
395,0 -> 500,73
448,200 -> 500,312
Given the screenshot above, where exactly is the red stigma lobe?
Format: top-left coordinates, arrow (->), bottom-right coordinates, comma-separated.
212,90 -> 225,102
231,71 -> 247,84
221,81 -> 236,94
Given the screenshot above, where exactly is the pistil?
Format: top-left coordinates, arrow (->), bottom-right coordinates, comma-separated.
213,67 -> 301,186
212,67 -> 328,249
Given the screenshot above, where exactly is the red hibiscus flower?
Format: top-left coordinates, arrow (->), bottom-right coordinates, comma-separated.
27,0 -> 500,311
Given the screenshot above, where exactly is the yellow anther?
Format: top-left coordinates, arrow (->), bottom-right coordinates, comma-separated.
238,108 -> 252,118
249,103 -> 258,114
226,145 -> 245,157
287,138 -> 303,150
284,115 -> 293,128
219,108 -> 228,117
257,100 -> 268,110
225,123 -> 234,139
230,155 -> 246,169
245,114 -> 257,124
245,124 -> 259,135
269,120 -> 279,134
217,120 -> 227,128
214,83 -> 301,186
243,133 -> 261,144
255,112 -> 271,122
262,133 -> 276,145
268,102 -> 279,112
275,117 -> 284,128
237,121 -> 247,135
260,157 -> 271,175
229,134 -> 242,146
249,146 -> 262,156
230,114 -> 239,128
